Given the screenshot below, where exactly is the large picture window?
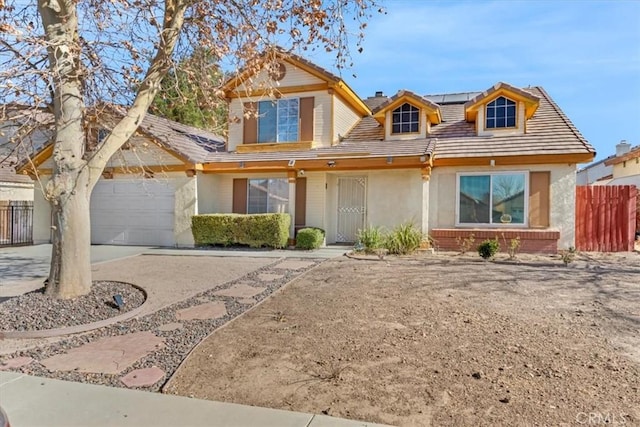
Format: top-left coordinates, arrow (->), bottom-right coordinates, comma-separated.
247,178 -> 289,213
457,172 -> 527,225
391,103 -> 419,134
257,98 -> 299,143
486,96 -> 516,129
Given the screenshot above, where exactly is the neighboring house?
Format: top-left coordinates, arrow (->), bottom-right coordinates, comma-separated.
600,141 -> 640,187
18,49 -> 595,252
576,141 -> 637,185
15,111 -> 224,247
0,157 -> 33,201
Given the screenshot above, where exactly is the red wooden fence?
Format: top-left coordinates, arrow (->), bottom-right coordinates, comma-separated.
575,185 -> 638,252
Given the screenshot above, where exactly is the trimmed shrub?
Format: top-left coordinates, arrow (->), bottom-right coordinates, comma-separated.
477,238 -> 500,260
192,213 -> 290,248
384,222 -> 423,255
356,225 -> 385,253
296,227 -> 325,250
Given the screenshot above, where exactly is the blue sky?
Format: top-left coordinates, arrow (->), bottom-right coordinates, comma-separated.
307,0 -> 640,163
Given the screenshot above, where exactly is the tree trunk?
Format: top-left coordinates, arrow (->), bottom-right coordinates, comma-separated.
46,168 -> 92,298
37,0 -> 186,298
39,0 -> 92,299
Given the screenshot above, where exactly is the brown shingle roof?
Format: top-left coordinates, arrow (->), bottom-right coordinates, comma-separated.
343,86 -> 594,160
4,106 -> 225,167
363,95 -> 390,111
138,114 -> 225,164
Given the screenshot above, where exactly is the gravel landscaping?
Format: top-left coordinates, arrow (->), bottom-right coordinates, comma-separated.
1,258 -> 325,392
0,281 -> 146,331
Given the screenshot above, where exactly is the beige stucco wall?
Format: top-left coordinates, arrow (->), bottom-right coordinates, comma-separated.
33,182 -> 51,244
33,172 -> 196,247
429,163 -> 577,248
0,182 -> 34,201
304,172 -> 326,230
323,169 -> 426,243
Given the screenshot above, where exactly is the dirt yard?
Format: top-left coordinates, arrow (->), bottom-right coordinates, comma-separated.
165,251 -> 640,427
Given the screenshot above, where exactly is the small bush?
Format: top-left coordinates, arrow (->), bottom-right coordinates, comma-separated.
560,246 -> 576,266
296,227 -> 325,250
456,234 -> 475,255
478,238 -> 500,260
384,222 -> 423,255
500,234 -> 521,260
356,225 -> 385,253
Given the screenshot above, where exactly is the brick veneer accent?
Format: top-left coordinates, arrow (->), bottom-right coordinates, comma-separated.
431,229 -> 560,254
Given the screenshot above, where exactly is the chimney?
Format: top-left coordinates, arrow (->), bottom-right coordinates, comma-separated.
375,91 -> 384,97
616,140 -> 631,156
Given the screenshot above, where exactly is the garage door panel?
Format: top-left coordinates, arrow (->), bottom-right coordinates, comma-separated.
91,180 -> 176,246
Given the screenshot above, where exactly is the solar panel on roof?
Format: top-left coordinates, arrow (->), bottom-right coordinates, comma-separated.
186,133 -> 225,152
424,95 -> 444,103
424,92 -> 482,105
171,127 -> 225,152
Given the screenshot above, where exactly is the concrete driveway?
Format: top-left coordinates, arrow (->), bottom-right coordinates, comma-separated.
0,244 -> 151,290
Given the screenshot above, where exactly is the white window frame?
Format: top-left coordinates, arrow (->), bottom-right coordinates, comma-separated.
247,178 -> 290,214
257,98 -> 299,143
391,102 -> 420,134
455,171 -> 529,227
485,96 -> 517,129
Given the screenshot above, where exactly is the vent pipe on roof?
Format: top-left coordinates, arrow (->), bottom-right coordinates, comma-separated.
375,91 -> 384,97
616,140 -> 631,157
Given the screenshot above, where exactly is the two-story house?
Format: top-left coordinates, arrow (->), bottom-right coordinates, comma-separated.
22,49 -> 595,252
196,50 -> 594,252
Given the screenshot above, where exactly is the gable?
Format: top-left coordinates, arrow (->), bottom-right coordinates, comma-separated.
223,50 -> 370,117
372,91 -> 441,125
464,82 -> 539,123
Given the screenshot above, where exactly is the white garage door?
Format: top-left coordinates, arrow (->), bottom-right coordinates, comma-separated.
91,180 -> 175,246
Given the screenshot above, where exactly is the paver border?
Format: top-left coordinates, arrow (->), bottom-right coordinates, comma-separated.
0,283 -> 148,340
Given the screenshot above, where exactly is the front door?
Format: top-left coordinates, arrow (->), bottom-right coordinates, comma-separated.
337,176 -> 367,243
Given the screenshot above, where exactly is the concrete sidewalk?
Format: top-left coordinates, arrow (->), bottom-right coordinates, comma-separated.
0,372 -> 390,427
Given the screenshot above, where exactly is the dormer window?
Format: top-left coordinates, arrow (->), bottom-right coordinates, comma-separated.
486,96 -> 516,129
392,103 -> 419,134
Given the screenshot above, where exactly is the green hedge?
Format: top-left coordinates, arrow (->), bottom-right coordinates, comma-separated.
295,227 -> 325,250
192,213 -> 291,249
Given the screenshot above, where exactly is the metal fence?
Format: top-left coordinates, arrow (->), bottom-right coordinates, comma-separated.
0,201 -> 34,247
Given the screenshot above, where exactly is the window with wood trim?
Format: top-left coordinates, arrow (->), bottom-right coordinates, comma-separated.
391,103 -> 419,134
486,96 -> 516,129
257,98 -> 299,143
247,178 -> 289,213
457,172 -> 527,225
244,97 -> 314,144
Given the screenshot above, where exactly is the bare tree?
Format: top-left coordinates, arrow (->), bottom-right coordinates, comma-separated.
0,0 -> 380,299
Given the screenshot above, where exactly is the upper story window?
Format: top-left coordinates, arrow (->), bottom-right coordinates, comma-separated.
257,98 -> 299,143
486,96 -> 516,129
392,103 -> 419,134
